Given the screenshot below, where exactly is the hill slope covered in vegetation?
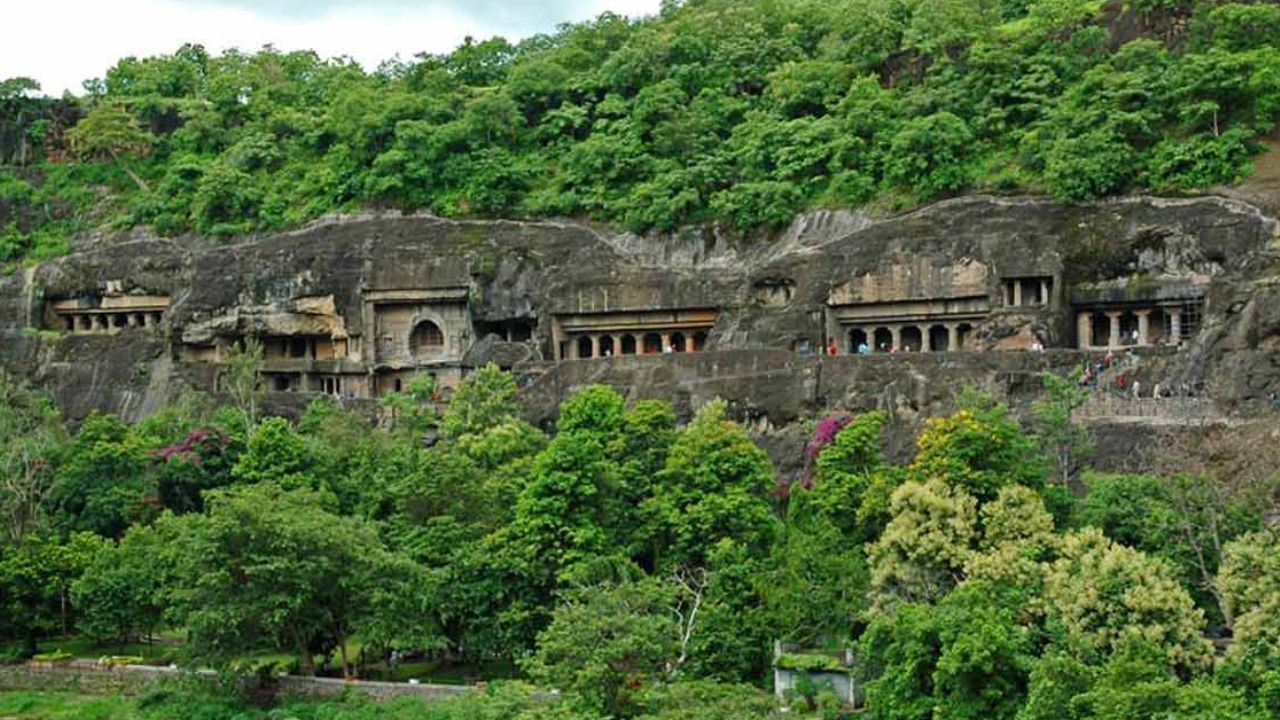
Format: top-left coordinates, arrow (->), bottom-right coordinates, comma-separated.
1,0 -> 1279,263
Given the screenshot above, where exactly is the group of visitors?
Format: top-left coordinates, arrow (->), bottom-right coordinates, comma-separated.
820,339 -> 930,356
1076,349 -> 1199,399
806,339 -> 892,355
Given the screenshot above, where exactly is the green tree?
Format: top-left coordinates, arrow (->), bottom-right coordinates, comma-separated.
758,488 -> 869,647
882,112 -> 974,197
230,416 -> 318,491
0,372 -> 66,545
636,680 -> 782,720
810,410 -> 892,542
0,533 -> 107,654
642,400 -> 778,571
65,104 -> 156,192
505,424 -> 620,585
1033,371 -> 1093,487
440,363 -> 521,441
221,336 -> 263,427
614,400 -> 679,556
1068,636 -> 1269,720
870,581 -> 1035,720
72,523 -> 174,644
48,413 -> 155,539
525,578 -> 678,718
170,483 -> 420,676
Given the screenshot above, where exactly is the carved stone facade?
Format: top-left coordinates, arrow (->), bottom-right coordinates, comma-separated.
1071,279 -> 1206,350
47,292 -> 169,335
3,195 -> 1277,424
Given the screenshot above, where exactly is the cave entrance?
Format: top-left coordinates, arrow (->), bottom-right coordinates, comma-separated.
900,326 -> 923,352
873,327 -> 893,352
848,328 -> 868,353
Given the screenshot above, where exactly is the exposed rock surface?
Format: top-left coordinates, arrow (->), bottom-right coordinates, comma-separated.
2,194 -> 1278,476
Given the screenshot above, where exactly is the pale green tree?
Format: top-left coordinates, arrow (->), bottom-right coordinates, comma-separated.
66,104 -> 155,191
1042,528 -> 1212,674
1033,371 -> 1093,487
965,484 -> 1054,592
1217,529 -> 1280,670
868,478 -> 977,612
0,372 -> 66,546
221,336 -> 263,428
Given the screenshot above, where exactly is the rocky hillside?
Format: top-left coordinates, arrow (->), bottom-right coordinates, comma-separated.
2,192 -> 1276,477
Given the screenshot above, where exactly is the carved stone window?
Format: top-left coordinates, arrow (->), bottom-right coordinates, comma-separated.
411,320 -> 445,356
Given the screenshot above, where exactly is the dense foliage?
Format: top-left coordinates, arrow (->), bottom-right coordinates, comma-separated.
2,362 -> 1279,718
3,0 -> 1280,264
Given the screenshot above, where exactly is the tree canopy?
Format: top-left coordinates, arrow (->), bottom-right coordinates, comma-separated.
2,0 -> 1279,265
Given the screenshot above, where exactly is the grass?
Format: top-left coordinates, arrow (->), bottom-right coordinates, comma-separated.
2,633 -> 518,687
0,636 -> 179,667
359,656 -> 518,684
0,692 -> 136,720
0,685 -> 551,720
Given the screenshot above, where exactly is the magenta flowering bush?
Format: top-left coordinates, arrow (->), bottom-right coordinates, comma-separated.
806,414 -> 853,465
777,413 -> 854,498
157,428 -> 228,467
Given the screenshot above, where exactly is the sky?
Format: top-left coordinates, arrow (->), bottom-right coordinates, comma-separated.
1,0 -> 663,96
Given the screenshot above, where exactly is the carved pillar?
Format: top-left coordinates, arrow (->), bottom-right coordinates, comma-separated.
920,325 -> 931,353
661,332 -> 672,353
1040,279 -> 1050,305
590,334 -> 601,358
1078,312 -> 1093,349
1106,311 -> 1122,349
612,334 -> 623,355
947,324 -> 959,352
890,325 -> 902,350
1136,309 -> 1152,346
1012,280 -> 1023,307
1170,310 -> 1182,344
127,313 -> 139,328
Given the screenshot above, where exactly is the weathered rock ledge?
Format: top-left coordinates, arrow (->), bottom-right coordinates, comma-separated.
2,194 -> 1278,475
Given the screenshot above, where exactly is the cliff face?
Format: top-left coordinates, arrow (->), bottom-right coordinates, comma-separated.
1,194 -> 1278,470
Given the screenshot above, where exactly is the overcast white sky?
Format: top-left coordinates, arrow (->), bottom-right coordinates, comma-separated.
1,0 -> 663,96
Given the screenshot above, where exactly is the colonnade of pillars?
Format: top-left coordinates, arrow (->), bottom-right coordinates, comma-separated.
847,322 -> 972,353
564,330 -> 709,359
1005,278 -> 1052,307
1077,308 -> 1182,349
60,311 -> 163,334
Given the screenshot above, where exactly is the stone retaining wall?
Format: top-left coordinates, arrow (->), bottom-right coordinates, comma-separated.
1078,395 -> 1220,420
0,662 -> 166,695
0,662 -> 476,703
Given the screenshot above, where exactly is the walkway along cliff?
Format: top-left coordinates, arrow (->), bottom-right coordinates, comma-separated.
2,194 -> 1278,473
